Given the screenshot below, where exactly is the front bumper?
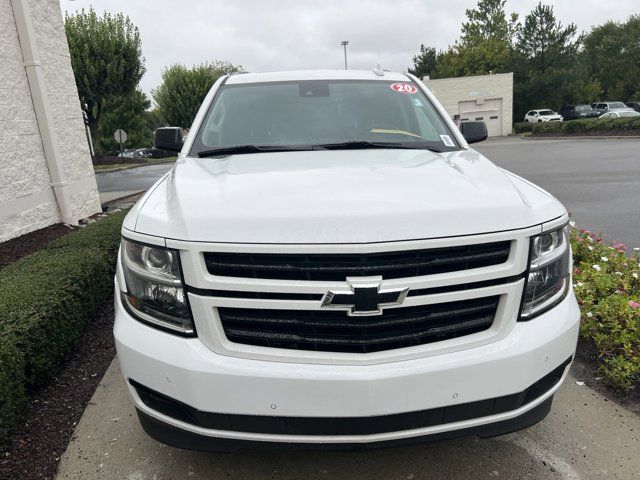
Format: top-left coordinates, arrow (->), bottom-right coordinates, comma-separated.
114,286 -> 580,447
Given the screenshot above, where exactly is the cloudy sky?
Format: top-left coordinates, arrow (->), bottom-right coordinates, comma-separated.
61,0 -> 638,97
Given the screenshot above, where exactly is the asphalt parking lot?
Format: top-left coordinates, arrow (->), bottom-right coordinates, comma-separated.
475,137 -> 640,249
97,137 -> 640,248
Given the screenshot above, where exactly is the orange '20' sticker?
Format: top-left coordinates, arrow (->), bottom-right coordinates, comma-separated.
390,83 -> 418,94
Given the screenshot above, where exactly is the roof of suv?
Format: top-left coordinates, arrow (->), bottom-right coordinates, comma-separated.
225,69 -> 410,85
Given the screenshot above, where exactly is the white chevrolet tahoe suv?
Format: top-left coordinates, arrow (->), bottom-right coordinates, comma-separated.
115,70 -> 579,451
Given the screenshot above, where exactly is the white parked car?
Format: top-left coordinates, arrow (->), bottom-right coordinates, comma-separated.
524,109 -> 563,123
115,70 -> 579,451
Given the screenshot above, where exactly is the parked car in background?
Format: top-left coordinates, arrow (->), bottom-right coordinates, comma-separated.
118,148 -> 152,159
559,105 -> 598,120
117,149 -> 139,159
626,101 -> 640,112
135,148 -> 153,158
599,110 -> 640,119
524,109 -> 563,123
591,101 -> 633,115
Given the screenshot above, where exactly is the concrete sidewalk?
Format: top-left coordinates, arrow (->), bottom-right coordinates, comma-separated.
55,358 -> 640,480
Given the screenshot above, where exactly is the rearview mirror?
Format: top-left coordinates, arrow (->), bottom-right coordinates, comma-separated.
459,121 -> 488,144
154,127 -> 184,152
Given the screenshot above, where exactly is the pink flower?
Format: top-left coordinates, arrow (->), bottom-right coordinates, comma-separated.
630,301 -> 640,309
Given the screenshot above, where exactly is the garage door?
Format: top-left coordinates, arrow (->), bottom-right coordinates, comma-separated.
459,99 -> 503,137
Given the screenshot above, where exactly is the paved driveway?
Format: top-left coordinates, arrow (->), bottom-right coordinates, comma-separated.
56,360 -> 640,479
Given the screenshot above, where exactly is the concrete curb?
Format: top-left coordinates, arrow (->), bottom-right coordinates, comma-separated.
99,190 -> 145,205
94,159 -> 176,174
521,135 -> 640,140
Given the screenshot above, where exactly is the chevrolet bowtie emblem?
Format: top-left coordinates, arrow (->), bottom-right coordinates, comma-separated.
321,276 -> 409,316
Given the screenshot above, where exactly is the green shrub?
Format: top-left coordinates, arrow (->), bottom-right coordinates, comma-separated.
530,117 -> 640,136
513,122 -> 533,134
0,210 -> 127,444
531,121 -> 564,134
0,341 -> 25,442
571,228 -> 640,391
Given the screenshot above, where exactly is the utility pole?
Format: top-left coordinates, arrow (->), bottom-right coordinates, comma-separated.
341,41 -> 349,70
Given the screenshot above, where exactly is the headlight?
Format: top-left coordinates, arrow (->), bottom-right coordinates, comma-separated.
520,225 -> 571,320
120,238 -> 194,335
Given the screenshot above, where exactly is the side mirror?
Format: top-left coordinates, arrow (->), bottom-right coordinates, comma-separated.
154,127 -> 184,152
459,121 -> 488,144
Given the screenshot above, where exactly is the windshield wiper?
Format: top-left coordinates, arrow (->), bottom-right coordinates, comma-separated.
197,145 -> 314,157
197,141 -> 447,157
310,141 -> 444,153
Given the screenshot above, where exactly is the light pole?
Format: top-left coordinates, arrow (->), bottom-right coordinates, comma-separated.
341,41 -> 349,70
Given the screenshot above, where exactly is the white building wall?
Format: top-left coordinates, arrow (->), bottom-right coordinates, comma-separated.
423,73 -> 513,137
0,0 -> 100,243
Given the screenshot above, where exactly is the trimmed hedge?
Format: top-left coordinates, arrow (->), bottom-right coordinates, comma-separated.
529,117 -> 640,136
513,122 -> 533,134
0,210 -> 126,443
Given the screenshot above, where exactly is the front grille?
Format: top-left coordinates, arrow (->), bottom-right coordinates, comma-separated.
218,296 -> 499,353
203,241 -> 510,281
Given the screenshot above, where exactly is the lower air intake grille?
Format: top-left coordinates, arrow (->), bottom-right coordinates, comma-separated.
218,296 -> 500,353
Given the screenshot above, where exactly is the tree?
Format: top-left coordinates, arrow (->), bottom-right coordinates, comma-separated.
515,3 -> 578,74
582,15 -> 640,100
153,61 -> 244,129
511,3 -> 581,119
65,8 -> 145,153
97,90 -> 152,154
451,0 -> 519,76
408,45 -> 440,79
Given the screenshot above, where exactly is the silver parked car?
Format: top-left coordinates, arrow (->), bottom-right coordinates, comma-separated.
599,110 -> 640,119
591,101 -> 634,116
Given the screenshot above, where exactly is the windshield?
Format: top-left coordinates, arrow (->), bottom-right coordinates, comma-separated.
190,80 -> 459,155
538,110 -> 555,115
576,105 -> 592,111
609,102 -> 626,109
620,111 -> 640,117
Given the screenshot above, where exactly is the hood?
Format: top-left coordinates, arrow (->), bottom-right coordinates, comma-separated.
127,149 -> 565,244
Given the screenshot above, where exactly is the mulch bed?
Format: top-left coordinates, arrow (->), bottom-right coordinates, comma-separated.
0,224 -> 73,270
0,299 -> 116,480
572,337 -> 640,415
